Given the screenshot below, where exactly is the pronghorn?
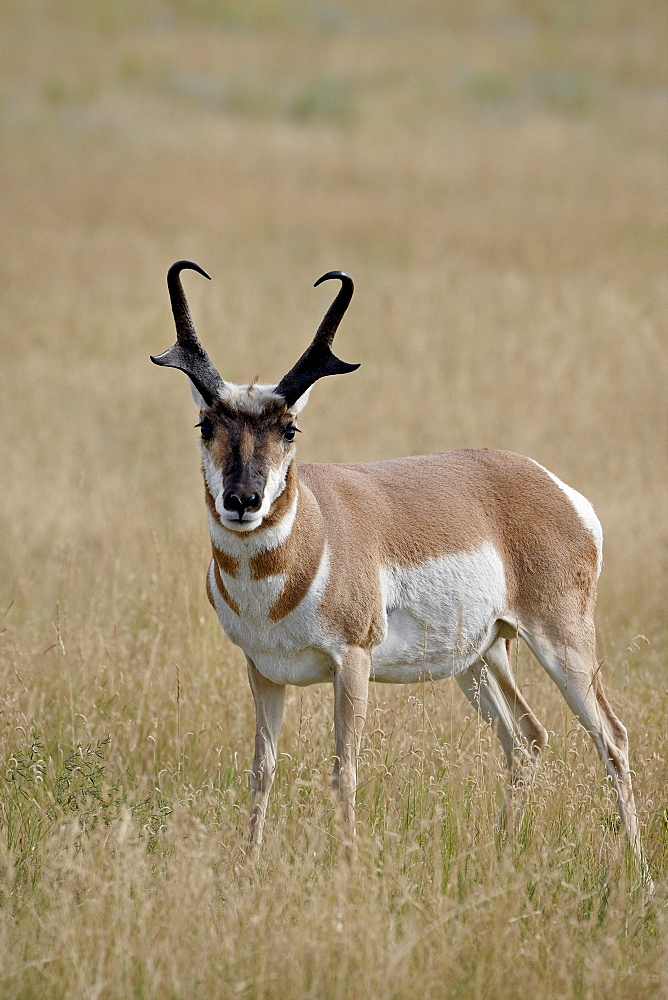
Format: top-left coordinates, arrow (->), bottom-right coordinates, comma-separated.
152,260 -> 648,876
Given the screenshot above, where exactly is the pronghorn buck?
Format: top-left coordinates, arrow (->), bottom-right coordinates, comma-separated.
152,260 -> 647,871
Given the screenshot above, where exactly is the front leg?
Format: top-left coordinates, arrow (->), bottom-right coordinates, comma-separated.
246,655 -> 285,851
332,646 -> 370,843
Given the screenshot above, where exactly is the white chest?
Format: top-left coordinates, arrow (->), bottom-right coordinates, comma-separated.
224,560 -> 287,628
207,543 -> 344,685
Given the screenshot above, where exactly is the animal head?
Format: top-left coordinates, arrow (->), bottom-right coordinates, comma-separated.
151,261 -> 359,532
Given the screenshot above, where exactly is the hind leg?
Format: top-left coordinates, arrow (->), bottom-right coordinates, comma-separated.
485,638 -> 548,763
456,638 -> 547,831
484,638 -> 549,828
520,625 -> 650,881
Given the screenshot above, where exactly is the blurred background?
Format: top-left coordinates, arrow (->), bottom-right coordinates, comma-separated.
1,0 -> 666,616
0,4 -> 666,994
1,0 -> 666,726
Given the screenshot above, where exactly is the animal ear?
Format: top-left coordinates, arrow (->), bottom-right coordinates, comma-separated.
189,379 -> 207,410
288,386 -> 312,415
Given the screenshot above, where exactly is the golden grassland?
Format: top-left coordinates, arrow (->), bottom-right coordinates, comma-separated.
0,2 -> 666,997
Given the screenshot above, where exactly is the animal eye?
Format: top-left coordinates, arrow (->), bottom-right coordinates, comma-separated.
284,426 -> 297,442
197,419 -> 214,441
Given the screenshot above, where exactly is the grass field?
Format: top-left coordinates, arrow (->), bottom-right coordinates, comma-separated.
0,2 -> 666,997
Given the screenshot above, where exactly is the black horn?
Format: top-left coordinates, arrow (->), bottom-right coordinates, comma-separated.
274,271 -> 360,408
150,261 -> 224,407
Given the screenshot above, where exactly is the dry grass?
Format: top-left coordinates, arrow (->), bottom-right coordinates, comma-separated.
0,2 -> 666,997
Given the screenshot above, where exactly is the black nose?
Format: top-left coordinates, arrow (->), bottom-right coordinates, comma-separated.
223,490 -> 262,520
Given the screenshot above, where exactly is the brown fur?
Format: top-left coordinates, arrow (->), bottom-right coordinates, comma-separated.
211,543 -> 239,579
294,450 -> 598,648
206,404 -> 292,476
260,489 -> 325,622
212,560 -> 240,616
